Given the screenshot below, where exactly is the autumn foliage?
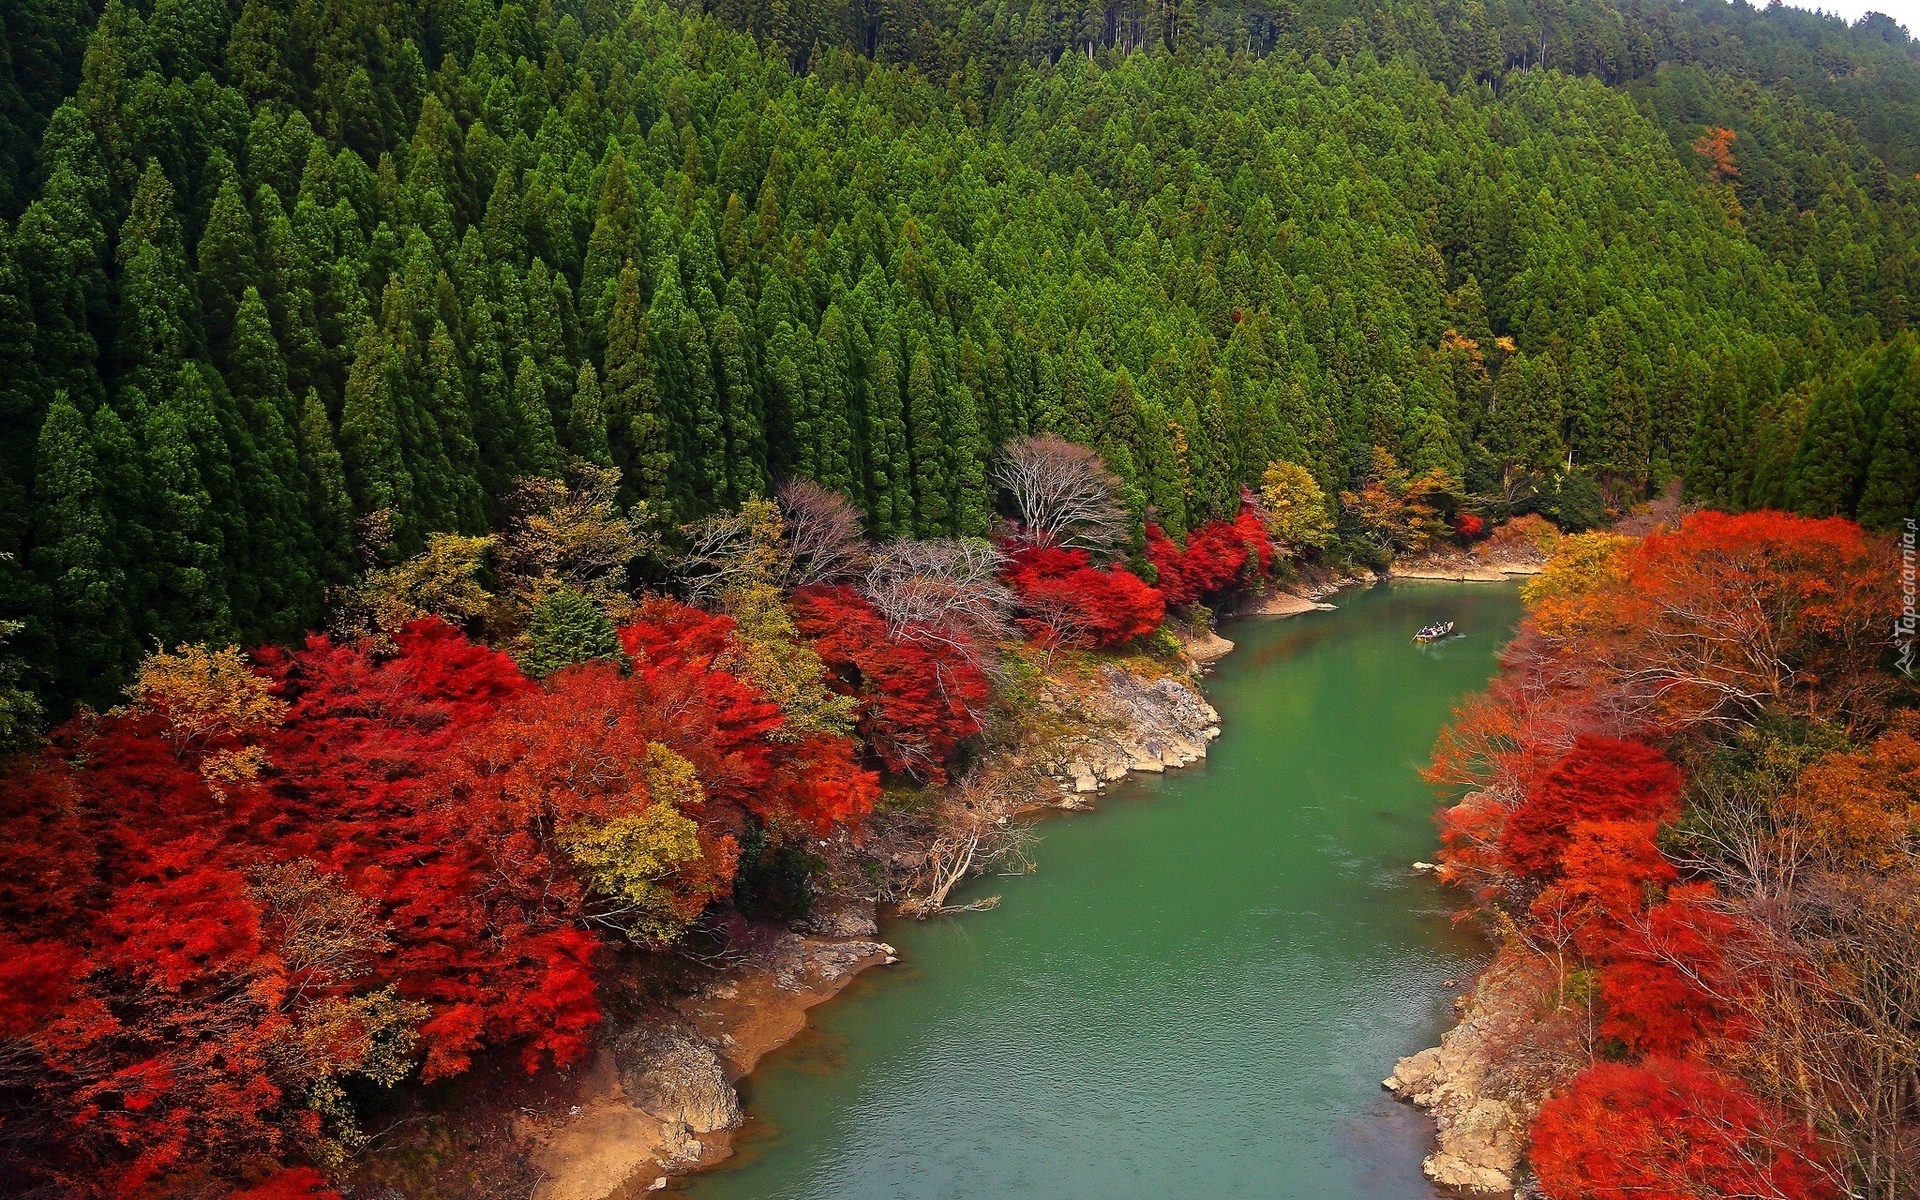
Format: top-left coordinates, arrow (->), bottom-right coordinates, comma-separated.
790,584 -> 993,784
1000,543 -> 1165,649
0,605 -> 880,1198
1692,126 -> 1739,183
1145,504 -> 1275,607
1500,735 -> 1683,877
1532,1058 -> 1832,1200
0,425 -> 1197,1199
1427,510 -> 1901,1198
1524,510 -> 1891,731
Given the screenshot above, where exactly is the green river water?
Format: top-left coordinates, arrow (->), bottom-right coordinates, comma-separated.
677,581 -> 1524,1200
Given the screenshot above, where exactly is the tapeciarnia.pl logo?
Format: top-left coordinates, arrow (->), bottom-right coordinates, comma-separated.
1899,519 -> 1917,679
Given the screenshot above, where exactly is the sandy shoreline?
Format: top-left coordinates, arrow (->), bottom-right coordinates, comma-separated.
524,930 -> 898,1199
1389,563 -> 1542,581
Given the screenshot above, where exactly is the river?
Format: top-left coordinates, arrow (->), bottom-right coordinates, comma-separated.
676,581 -> 1524,1200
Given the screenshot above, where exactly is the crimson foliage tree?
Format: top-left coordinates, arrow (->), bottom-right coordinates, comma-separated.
1000,543 -> 1164,649
0,609 -> 879,1197
1501,735 -> 1684,878
1532,1057 -> 1835,1200
1146,506 -> 1274,607
789,585 -> 991,783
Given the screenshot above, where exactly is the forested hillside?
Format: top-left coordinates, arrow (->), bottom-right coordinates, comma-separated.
2,0 -> 1916,719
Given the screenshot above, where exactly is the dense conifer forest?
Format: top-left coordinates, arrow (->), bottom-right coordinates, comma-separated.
0,0 -> 1916,715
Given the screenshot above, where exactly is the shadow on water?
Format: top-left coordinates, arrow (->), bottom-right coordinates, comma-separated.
675,581 -> 1525,1200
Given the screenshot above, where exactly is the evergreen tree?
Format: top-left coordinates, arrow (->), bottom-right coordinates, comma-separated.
115,161 -> 196,395
340,324 -> 416,536
1188,369 -> 1236,519
945,377 -> 990,536
141,387 -> 230,643
906,338 -> 949,535
170,357 -> 245,603
1788,371 -> 1870,517
605,261 -> 671,518
865,331 -> 911,537
581,152 -> 639,330
1687,358 -> 1753,509
424,319 -> 486,530
464,284 -> 520,496
225,0 -> 292,105
34,394 -> 130,703
197,165 -> 259,365
1139,394 -> 1190,538
90,401 -> 154,639
521,586 -> 623,678
1857,359 -> 1920,530
1487,353 -> 1564,473
0,220 -> 44,554
514,350 -> 561,479
569,361 -> 613,468
525,258 -> 572,402
296,388 -> 356,582
226,290 -> 320,636
682,307 -> 725,512
258,186 -> 327,396
815,304 -> 858,497
1747,382 -> 1812,511
768,322 -> 814,479
713,307 -> 763,502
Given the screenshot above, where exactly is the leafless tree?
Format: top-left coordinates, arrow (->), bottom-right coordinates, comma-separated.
1011,588 -> 1095,672
1658,723 -> 1920,1200
777,478 -> 869,587
248,859 -> 391,1001
993,435 -> 1129,555
1703,863 -> 1920,1199
675,512 -> 757,604
673,497 -> 787,605
898,764 -> 1039,917
859,537 -> 1014,656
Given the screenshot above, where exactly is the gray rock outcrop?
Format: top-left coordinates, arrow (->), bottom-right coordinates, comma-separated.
799,898 -> 879,938
1384,951 -> 1570,1196
762,934 -> 895,992
613,1027 -> 743,1134
1038,670 -> 1222,799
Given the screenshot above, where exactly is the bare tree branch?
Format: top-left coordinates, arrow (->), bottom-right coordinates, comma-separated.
898,765 -> 1039,917
777,478 -> 870,587
993,436 -> 1129,555
859,538 -> 1014,658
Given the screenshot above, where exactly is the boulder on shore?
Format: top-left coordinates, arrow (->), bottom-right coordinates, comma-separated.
613,1027 -> 743,1134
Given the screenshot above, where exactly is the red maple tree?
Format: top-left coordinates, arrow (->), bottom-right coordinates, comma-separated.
1532,1057 -> 1834,1200
789,585 -> 990,784
1000,543 -> 1164,649
1146,503 -> 1274,607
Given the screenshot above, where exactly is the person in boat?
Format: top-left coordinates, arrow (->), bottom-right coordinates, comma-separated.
1414,620 -> 1454,642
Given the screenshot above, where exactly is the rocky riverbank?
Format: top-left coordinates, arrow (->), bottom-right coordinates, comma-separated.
1035,666 -> 1222,800
1387,546 -> 1549,582
1373,552 -> 1578,1199
520,926 -> 899,1199
350,565 -> 1529,1200
1384,945 -> 1578,1196
417,641 -> 1239,1200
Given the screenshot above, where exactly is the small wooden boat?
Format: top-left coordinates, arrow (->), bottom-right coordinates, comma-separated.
1414,620 -> 1455,643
